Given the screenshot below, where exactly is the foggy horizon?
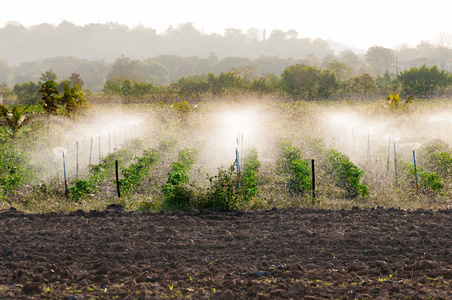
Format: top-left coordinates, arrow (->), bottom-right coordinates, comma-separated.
1,0 -> 450,51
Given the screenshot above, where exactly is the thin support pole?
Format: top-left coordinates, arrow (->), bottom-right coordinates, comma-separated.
98,136 -> 101,164
387,137 -> 390,172
89,137 -> 93,171
394,143 -> 398,184
115,160 -> 121,198
63,152 -> 68,198
413,150 -> 419,194
76,141 -> 79,180
311,159 -> 316,204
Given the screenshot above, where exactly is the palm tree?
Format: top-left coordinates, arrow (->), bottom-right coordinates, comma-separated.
0,104 -> 35,140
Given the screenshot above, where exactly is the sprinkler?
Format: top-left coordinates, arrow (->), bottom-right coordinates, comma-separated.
53,147 -> 68,197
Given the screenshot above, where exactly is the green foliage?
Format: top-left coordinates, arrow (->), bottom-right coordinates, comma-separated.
0,104 -> 35,138
103,77 -> 156,97
241,148 -> 261,201
352,73 -> 376,96
281,64 -> 338,100
118,149 -> 160,196
397,65 -> 452,97
69,179 -> 97,202
325,149 -> 368,199
39,80 -> 60,114
205,164 -> 240,211
418,171 -> 444,193
279,142 -> 312,196
384,93 -> 414,110
162,148 -> 197,210
13,81 -> 42,104
281,64 -> 321,99
0,144 -> 35,199
60,82 -> 90,116
403,162 -> 445,193
419,139 -> 452,179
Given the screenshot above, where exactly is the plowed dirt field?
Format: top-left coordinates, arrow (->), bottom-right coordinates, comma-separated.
1,206 -> 451,299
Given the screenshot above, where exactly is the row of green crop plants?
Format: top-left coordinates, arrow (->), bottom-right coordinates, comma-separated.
3,133 -> 451,212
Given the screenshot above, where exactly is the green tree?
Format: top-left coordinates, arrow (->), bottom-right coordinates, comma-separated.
281,64 -> 321,100
39,80 -> 60,114
366,46 -> 395,76
107,55 -> 142,81
13,81 -> 41,104
317,70 -> 338,99
178,74 -> 210,98
352,73 -> 376,96
397,65 -> 452,97
60,82 -> 90,116
40,69 -> 58,82
0,83 -> 16,104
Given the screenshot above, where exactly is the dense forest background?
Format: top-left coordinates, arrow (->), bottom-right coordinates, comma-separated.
1,21 -> 452,93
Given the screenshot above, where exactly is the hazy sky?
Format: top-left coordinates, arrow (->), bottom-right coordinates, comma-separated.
0,0 -> 450,50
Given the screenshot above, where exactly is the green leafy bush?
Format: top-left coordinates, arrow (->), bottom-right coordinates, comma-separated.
162,148 -> 197,210
119,149 -> 160,196
69,179 -> 97,202
325,149 -> 368,199
241,148 -> 261,201
279,142 -> 311,196
0,144 -> 36,200
419,139 -> 452,179
205,164 -> 240,211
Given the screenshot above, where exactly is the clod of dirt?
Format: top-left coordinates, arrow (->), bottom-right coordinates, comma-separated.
416,259 -> 439,270
105,204 -> 125,211
22,282 -> 42,294
212,289 -> 235,300
287,280 -> 308,297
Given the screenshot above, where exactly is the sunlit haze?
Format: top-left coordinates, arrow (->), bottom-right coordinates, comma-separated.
0,0 -> 450,50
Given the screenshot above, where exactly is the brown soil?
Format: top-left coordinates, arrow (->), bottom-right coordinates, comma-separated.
1,205 -> 451,299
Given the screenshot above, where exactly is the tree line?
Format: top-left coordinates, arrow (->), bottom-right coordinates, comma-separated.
1,21 -> 452,94
2,63 -> 452,107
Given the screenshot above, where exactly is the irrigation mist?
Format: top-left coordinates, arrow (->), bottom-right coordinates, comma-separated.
21,98 -> 452,208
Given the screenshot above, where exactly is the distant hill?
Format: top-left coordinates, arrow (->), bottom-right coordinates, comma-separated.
0,21 -> 361,66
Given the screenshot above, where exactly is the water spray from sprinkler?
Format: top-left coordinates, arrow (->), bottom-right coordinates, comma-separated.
53,147 -> 68,198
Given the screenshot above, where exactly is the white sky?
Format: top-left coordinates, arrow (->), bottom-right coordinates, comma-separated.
0,0 -> 450,50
